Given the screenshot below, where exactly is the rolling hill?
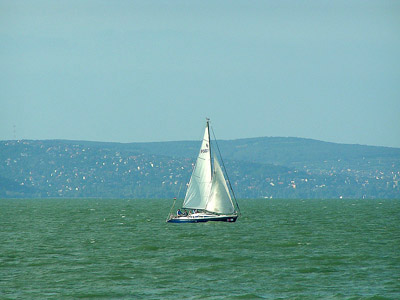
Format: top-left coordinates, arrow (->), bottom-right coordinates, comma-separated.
0,137 -> 399,199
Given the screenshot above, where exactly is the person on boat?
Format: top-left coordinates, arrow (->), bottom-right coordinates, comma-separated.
177,209 -> 182,216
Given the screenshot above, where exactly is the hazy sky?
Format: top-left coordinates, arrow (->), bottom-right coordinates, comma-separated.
1,0 -> 399,147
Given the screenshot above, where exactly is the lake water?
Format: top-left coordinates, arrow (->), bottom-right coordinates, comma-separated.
1,198 -> 399,299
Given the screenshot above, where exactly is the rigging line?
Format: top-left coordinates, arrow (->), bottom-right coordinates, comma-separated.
166,197 -> 176,222
177,181 -> 184,199
210,126 -> 241,216
167,183 -> 183,221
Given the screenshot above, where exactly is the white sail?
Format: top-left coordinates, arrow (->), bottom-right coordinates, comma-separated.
182,123 -> 212,210
206,157 -> 235,214
166,119 -> 240,223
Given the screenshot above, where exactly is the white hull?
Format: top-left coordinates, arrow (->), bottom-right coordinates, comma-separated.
167,212 -> 237,223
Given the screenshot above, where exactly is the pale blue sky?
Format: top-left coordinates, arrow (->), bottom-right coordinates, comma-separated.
1,0 -> 399,147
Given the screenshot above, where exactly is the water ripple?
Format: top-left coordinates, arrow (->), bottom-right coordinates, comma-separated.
0,198 -> 399,299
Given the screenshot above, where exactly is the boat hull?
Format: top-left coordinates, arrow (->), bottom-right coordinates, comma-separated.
167,214 -> 238,223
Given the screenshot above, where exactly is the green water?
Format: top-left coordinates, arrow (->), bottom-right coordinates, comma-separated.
1,199 -> 399,299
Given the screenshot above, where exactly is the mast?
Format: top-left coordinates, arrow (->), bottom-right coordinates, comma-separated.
206,118 -> 213,180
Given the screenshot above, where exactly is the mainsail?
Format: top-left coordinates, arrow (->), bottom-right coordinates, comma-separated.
182,123 -> 212,210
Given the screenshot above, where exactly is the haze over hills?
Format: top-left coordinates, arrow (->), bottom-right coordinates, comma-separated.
0,137 -> 399,199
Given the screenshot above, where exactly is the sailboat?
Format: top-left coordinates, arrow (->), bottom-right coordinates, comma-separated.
166,118 -> 240,223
